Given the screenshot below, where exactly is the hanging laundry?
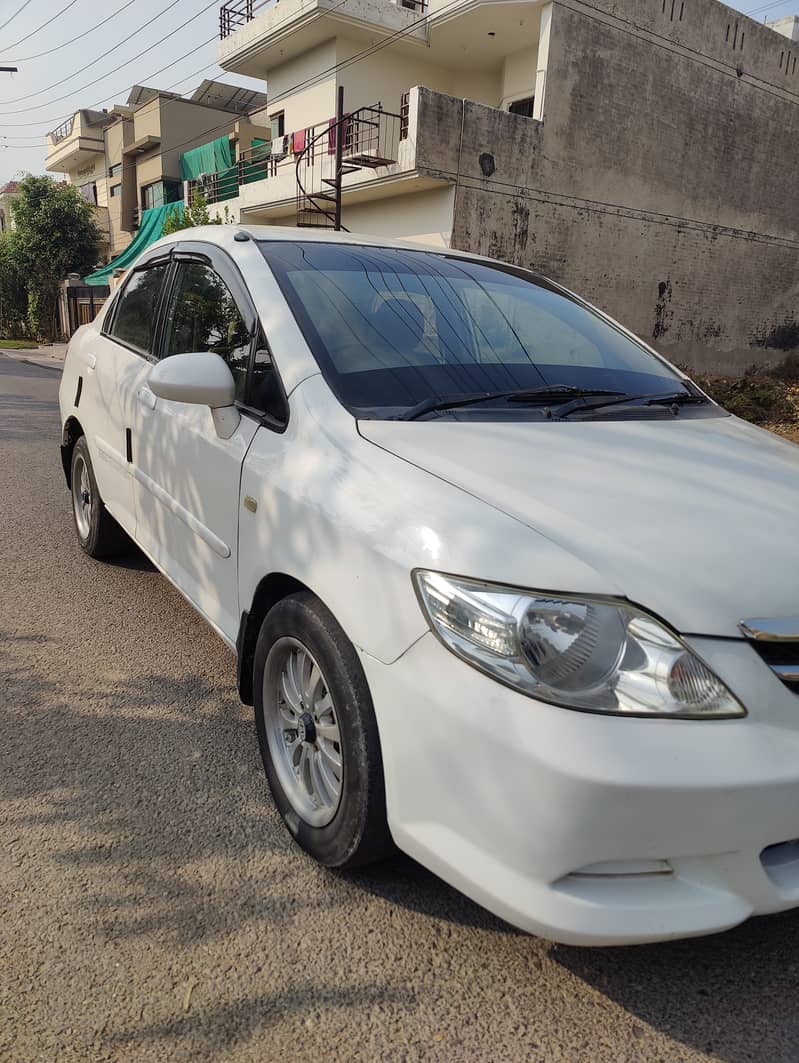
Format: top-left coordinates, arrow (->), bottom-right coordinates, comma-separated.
328,114 -> 351,155
292,128 -> 307,154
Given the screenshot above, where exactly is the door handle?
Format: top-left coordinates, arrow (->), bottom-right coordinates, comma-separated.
137,387 -> 157,410
84,353 -> 96,372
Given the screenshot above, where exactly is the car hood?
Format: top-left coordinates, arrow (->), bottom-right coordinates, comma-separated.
359,414 -> 799,638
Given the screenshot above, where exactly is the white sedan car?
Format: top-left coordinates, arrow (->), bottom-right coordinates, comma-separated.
59,226 -> 799,946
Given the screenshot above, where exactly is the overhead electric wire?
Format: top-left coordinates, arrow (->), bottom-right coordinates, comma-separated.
0,0 -> 82,55
0,0 -> 217,112
744,0 -> 789,16
7,0 -> 796,173
4,0 -> 152,65
0,0 -> 340,131
0,0 -> 35,34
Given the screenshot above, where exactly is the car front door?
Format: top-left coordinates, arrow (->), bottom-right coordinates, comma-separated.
131,245 -> 260,645
88,256 -> 172,535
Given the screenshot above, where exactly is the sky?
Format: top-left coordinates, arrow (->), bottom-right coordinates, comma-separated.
0,0 -> 266,181
0,0 -> 796,181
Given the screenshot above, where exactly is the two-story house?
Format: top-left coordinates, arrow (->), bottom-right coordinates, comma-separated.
193,0 -> 799,375
44,110 -> 115,261
46,80 -> 267,265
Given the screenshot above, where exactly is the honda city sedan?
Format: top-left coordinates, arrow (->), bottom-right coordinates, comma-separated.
59,226 -> 799,945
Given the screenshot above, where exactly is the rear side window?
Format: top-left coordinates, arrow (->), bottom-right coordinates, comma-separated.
109,263 -> 169,355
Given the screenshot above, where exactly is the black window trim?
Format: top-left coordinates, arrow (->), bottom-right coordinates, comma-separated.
160,239 -> 289,431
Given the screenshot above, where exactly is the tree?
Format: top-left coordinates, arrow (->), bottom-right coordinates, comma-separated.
0,231 -> 29,338
11,175 -> 100,340
162,189 -> 229,235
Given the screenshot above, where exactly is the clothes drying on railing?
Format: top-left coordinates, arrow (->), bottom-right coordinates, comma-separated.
291,129 -> 307,154
327,114 -> 351,155
271,135 -> 289,158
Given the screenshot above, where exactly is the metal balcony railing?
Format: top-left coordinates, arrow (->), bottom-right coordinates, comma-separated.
184,95 -> 407,226
219,0 -> 425,38
219,0 -> 254,38
400,91 -> 410,140
49,116 -> 75,144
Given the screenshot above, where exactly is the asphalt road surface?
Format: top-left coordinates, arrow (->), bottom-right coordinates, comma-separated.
3,354 -> 799,1063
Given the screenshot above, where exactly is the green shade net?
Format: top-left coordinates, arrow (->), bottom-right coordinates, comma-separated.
212,163 -> 239,202
242,138 -> 270,186
84,202 -> 182,286
179,136 -> 233,181
181,135 -> 239,202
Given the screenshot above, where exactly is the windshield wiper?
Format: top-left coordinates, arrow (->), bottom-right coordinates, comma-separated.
555,389 -> 711,419
396,385 -> 626,421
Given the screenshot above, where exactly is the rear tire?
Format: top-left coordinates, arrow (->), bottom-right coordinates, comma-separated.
70,437 -> 128,559
253,591 -> 393,869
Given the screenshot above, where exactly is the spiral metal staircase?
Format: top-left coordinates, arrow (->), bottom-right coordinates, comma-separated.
295,88 -> 403,230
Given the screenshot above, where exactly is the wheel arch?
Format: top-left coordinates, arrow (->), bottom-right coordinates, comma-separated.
237,572 -> 314,704
60,415 -> 85,488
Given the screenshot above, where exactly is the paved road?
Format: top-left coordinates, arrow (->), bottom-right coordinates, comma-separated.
3,354 -> 799,1063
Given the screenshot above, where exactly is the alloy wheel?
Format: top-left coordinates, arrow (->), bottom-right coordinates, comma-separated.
262,637 -> 343,827
72,452 -> 92,541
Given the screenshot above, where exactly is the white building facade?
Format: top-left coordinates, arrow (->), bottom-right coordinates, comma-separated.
197,0 -> 799,374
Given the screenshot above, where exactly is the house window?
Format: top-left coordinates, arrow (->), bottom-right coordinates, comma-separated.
108,163 -> 122,178
110,183 -> 121,197
141,180 -> 182,211
270,112 -> 285,139
79,182 -> 98,205
508,96 -> 535,118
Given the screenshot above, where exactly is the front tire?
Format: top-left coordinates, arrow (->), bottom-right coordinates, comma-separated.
70,437 -> 127,559
253,592 -> 392,869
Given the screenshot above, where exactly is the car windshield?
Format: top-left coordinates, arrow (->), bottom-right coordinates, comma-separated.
259,241 -> 685,418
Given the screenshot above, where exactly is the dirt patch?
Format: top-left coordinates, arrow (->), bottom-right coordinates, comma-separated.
692,370 -> 799,445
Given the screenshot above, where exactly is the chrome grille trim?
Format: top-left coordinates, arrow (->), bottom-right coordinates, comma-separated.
739,618 -> 799,641
740,620 -> 799,694
773,664 -> 799,683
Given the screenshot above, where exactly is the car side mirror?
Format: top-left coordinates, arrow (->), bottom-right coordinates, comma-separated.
148,351 -> 241,438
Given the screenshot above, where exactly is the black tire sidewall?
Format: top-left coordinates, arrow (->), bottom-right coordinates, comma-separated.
71,437 -> 103,556
253,592 -> 388,868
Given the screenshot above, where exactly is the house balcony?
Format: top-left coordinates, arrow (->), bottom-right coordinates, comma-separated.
185,86 -> 456,225
219,0 -> 547,82
45,111 -> 111,174
218,0 -> 428,77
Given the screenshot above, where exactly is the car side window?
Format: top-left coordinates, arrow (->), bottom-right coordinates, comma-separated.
161,260 -> 251,403
109,263 -> 169,355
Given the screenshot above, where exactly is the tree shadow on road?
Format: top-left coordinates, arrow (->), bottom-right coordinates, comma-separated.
5,618 -> 799,1062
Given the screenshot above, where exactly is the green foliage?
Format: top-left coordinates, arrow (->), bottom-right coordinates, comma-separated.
693,370 -> 799,427
162,189 -> 229,235
11,175 -> 101,340
0,231 -> 29,339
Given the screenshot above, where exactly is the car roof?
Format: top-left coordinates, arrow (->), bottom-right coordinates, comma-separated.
143,224 -> 501,266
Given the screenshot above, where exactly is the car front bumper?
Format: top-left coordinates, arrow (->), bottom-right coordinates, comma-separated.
360,631 -> 799,946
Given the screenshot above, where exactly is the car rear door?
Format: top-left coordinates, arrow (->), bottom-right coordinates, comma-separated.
85,255 -> 172,535
130,242 -> 260,645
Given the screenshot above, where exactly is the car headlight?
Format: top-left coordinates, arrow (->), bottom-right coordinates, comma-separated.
413,571 -> 745,718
